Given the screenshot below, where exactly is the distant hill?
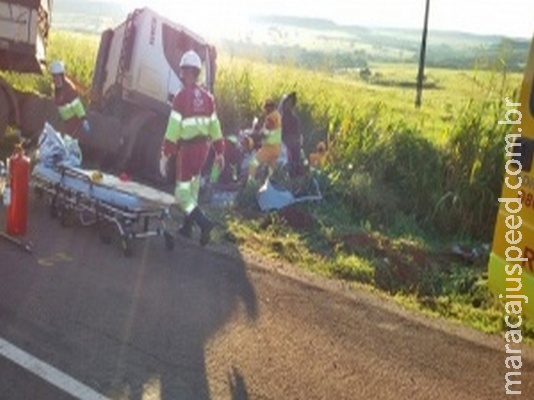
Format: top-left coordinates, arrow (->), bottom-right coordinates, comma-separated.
253,15 -> 515,42
49,2 -> 530,72
228,15 -> 530,72
251,14 -> 528,50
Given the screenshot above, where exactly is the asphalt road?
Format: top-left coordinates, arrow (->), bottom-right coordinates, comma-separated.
1,195 -> 534,399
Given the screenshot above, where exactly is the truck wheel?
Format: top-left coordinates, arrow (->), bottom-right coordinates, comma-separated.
129,116 -> 167,184
23,96 -> 60,139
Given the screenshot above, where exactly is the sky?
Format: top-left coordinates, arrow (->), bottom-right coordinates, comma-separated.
127,0 -> 533,40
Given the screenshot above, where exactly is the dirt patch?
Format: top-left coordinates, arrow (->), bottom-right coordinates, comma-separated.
341,234 -> 420,280
277,205 -> 315,231
334,232 -> 470,294
336,232 -> 459,268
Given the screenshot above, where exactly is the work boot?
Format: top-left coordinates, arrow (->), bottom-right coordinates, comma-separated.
190,207 -> 214,246
178,213 -> 194,238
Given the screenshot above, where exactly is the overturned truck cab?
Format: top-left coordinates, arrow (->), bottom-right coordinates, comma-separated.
86,7 -> 217,185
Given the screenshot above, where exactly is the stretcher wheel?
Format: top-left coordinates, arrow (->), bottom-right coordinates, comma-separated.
164,231 -> 175,251
99,222 -> 113,244
121,235 -> 133,257
50,199 -> 59,219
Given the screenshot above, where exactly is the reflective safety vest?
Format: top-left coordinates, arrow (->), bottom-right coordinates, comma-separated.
54,78 -> 86,136
162,85 -> 223,157
261,110 -> 282,146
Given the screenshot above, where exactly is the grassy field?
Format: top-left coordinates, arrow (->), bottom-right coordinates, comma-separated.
214,53 -> 522,149
1,30 -> 530,341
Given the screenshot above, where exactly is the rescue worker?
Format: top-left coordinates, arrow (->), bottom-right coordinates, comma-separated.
159,50 -> 225,246
280,92 -> 302,175
49,60 -> 90,138
247,99 -> 282,182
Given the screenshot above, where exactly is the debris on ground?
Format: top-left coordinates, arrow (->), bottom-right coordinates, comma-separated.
257,176 -> 322,212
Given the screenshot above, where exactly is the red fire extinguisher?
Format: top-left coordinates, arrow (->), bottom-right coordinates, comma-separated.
6,144 -> 30,236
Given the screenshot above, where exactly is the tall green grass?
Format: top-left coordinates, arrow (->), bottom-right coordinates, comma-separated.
323,95 -> 513,241
2,30 -> 523,241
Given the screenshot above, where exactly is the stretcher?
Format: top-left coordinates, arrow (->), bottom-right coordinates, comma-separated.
31,163 -> 176,256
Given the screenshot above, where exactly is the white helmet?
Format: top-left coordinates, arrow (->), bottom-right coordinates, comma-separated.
179,50 -> 202,70
50,60 -> 65,75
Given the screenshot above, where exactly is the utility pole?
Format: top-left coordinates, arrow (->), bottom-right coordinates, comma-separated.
415,0 -> 430,108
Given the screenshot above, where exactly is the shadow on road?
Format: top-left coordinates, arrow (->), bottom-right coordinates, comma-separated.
0,193 -> 259,400
106,240 -> 258,400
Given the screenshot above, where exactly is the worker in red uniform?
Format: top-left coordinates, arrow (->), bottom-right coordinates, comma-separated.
49,60 -> 90,138
159,50 -> 225,246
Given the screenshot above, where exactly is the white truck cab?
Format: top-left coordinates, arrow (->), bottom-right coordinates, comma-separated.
91,7 -> 216,115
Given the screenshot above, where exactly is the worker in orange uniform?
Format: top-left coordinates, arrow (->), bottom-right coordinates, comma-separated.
247,99 -> 282,183
159,50 -> 225,246
49,60 -> 90,138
